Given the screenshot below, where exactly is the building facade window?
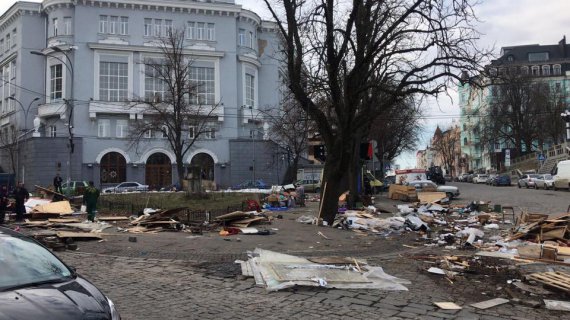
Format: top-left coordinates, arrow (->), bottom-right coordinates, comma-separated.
99,62 -> 128,102
49,125 -> 57,137
50,64 -> 63,101
52,18 -> 58,36
164,20 -> 173,36
5,34 -> 10,52
64,17 -> 72,35
186,22 -> 195,39
144,18 -> 152,37
161,125 -> 168,138
531,66 -> 540,76
99,15 -> 107,33
521,66 -> 529,75
555,82 -> 562,92
109,16 -> 118,34
542,65 -> 550,76
245,73 -> 255,107
120,17 -> 129,35
188,126 -> 195,139
204,127 -> 216,139
144,63 -> 167,103
190,67 -> 215,105
11,28 -> 16,47
116,119 -> 128,138
553,64 -> 562,76
206,23 -> 215,41
153,19 -> 162,37
238,29 -> 245,46
528,52 -> 549,62
98,119 -> 110,137
144,130 -> 152,138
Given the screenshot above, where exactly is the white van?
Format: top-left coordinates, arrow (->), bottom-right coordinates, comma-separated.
552,160 -> 570,190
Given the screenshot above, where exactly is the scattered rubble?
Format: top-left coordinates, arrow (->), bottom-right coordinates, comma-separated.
236,248 -> 410,291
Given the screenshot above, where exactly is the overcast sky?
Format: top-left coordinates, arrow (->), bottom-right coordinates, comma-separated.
1,0 -> 568,168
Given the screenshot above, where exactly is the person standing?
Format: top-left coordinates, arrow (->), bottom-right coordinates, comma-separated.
0,185 -> 8,224
83,181 -> 100,222
53,173 -> 63,194
14,183 -> 29,223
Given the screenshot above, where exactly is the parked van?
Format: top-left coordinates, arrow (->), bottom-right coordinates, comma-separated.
552,160 -> 570,190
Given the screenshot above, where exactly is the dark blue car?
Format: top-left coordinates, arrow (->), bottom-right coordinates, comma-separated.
231,179 -> 271,190
493,174 -> 511,186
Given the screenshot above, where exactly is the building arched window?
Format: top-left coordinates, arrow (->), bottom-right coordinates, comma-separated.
553,64 -> 562,76
542,65 -> 550,76
463,137 -> 468,146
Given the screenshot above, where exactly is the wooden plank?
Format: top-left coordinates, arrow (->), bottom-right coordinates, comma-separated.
418,192 -> 447,204
97,216 -> 129,221
433,302 -> 462,310
517,245 -> 542,259
470,298 -> 510,310
557,247 -> 570,256
49,218 -> 81,223
34,185 -> 69,199
56,232 -> 102,239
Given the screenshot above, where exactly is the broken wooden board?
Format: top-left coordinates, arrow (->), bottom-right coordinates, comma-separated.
97,216 -> 129,221
544,299 -> 570,311
418,192 -> 447,204
513,281 -> 553,295
518,244 -> 543,259
527,271 -> 570,293
228,217 -> 267,227
34,185 -> 69,200
433,302 -> 462,310
32,201 -> 74,215
307,257 -> 365,265
56,232 -> 102,240
214,211 -> 251,221
542,226 -> 567,241
470,298 -> 509,309
49,218 -> 82,223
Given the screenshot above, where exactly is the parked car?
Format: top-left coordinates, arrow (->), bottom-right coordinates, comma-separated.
102,181 -> 149,193
553,160 -> 570,191
517,174 -> 540,188
60,180 -> 89,196
485,174 -> 497,185
406,180 -> 460,199
472,174 -> 488,184
231,179 -> 271,190
295,179 -> 321,193
534,174 -> 554,190
465,174 -> 474,183
458,173 -> 469,182
0,226 -> 120,319
493,174 -> 512,186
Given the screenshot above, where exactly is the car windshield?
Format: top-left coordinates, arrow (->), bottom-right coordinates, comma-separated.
0,232 -> 72,291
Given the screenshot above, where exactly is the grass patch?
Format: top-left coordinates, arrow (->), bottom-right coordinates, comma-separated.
97,192 -> 259,215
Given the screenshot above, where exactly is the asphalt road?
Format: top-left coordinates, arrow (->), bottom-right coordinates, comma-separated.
450,181 -> 570,215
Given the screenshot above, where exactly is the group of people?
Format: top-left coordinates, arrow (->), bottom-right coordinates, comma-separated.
0,173 -> 100,225
0,183 -> 30,224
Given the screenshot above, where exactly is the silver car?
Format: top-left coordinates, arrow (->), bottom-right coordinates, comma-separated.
534,174 -> 554,190
103,181 -> 149,193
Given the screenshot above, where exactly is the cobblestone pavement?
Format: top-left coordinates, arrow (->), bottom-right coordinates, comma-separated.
56,251 -> 565,320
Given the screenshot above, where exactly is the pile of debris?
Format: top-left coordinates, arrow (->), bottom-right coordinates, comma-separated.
126,207 -> 188,233
237,248 -> 410,291
215,211 -> 272,236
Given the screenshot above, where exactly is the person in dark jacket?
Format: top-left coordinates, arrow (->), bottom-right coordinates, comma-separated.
0,185 -> 8,224
14,183 -> 29,222
53,173 -> 63,194
83,181 -> 100,222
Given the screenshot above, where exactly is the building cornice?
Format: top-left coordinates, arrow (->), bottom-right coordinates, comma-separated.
88,42 -> 225,58
42,0 -> 263,25
238,54 -> 261,68
0,2 -> 42,33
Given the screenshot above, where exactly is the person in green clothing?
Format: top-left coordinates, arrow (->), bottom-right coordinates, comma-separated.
83,181 -> 100,222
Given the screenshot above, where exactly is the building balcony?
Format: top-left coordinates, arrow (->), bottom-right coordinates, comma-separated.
88,101 -> 224,121
38,101 -> 68,119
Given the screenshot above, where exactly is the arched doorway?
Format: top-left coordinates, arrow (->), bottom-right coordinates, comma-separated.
100,152 -> 127,185
145,153 -> 172,190
190,153 -> 215,181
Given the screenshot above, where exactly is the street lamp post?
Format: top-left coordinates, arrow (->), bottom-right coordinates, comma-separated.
31,47 -> 75,196
242,105 -> 257,181
561,109 -> 570,156
9,96 -> 40,183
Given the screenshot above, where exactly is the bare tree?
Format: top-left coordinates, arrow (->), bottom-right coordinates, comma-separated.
0,126 -> 17,175
265,97 -> 313,184
263,0 -> 489,223
431,125 -> 460,177
129,30 -> 220,189
369,97 -> 422,177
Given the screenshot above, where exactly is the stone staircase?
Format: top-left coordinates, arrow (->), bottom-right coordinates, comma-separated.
538,144 -> 570,174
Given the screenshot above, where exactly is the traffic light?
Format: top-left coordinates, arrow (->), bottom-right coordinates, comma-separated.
314,145 -> 326,162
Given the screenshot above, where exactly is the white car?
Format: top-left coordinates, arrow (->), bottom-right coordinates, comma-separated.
102,181 -> 149,193
407,180 -> 460,199
472,174 -> 488,184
